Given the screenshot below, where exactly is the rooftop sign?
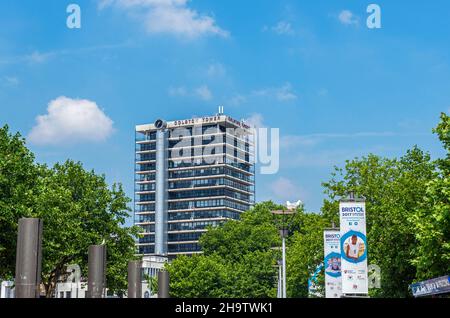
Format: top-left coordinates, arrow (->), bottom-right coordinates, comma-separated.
137,115 -> 251,132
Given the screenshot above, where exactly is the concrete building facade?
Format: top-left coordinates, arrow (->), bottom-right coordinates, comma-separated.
134,113 -> 255,258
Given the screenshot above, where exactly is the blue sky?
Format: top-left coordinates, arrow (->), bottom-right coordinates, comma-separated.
0,0 -> 449,223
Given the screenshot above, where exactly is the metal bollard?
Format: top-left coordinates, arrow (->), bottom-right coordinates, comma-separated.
15,218 -> 43,298
157,270 -> 169,298
87,245 -> 107,298
128,260 -> 142,298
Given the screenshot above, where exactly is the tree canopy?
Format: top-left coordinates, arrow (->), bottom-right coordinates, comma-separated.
167,201 -> 330,298
321,113 -> 449,297
0,126 -> 39,279
410,113 -> 450,280
167,112 -> 450,298
168,202 -> 280,298
0,126 -> 139,297
1,112 -> 449,298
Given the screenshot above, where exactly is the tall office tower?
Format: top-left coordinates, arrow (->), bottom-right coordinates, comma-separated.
135,113 -> 255,261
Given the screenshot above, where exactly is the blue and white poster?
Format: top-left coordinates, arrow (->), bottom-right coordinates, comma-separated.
324,229 -> 342,298
339,201 -> 368,295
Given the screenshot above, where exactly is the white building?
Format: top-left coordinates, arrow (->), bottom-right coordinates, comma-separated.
0,281 -> 14,298
55,282 -> 87,298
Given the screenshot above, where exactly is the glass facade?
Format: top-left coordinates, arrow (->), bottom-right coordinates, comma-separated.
135,115 -> 255,257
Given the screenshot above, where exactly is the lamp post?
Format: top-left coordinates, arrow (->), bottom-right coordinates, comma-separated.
271,200 -> 302,299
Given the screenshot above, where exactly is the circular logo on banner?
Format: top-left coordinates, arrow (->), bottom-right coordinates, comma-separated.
324,252 -> 342,277
341,231 -> 367,264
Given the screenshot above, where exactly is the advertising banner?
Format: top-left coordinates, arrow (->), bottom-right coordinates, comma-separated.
308,263 -> 324,298
410,276 -> 450,297
339,201 -> 368,295
324,229 -> 342,298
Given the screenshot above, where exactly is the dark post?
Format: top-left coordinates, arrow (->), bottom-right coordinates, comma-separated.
127,260 -> 142,298
87,245 -> 106,298
157,270 -> 169,298
15,218 -> 43,298
349,191 -> 355,200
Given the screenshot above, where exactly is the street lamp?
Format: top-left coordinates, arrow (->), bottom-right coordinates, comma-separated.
271,200 -> 302,299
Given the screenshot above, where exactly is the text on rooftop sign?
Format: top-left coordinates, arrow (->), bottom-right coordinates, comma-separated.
173,116 -> 250,129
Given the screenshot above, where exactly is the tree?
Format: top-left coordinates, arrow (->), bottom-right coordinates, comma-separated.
411,112 -> 450,280
201,201 -> 280,261
168,254 -> 228,298
0,125 -> 39,279
166,201 -> 334,298
321,147 -> 435,297
0,125 -> 139,296
287,211 -> 328,298
167,202 -> 282,298
32,160 -> 140,297
167,201 -> 334,298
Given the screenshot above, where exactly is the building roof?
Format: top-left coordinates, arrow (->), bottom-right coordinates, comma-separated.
136,114 -> 252,132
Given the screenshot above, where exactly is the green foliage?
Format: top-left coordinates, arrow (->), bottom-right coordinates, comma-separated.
167,254 -> 229,298
0,126 -> 139,296
2,112 -> 449,298
144,273 -> 158,294
167,112 -> 450,298
0,125 -> 39,279
34,161 -> 140,297
322,147 -> 435,297
201,201 -> 280,260
167,201 -> 331,298
287,212 -> 329,298
411,113 -> 450,280
167,202 -> 282,298
319,112 -> 450,297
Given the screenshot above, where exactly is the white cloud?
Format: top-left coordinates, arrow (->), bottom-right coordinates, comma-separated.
206,62 -> 226,78
280,132 -> 414,149
168,86 -> 188,96
99,0 -> 229,38
288,149 -> 361,168
270,177 -> 306,202
276,83 -> 297,101
280,135 -> 320,148
195,85 -> 213,101
280,131 -> 428,168
0,42 -> 133,67
252,82 -> 298,102
169,85 -> 213,101
28,97 -> 114,146
228,83 -> 298,107
26,51 -> 54,64
98,0 -> 115,9
1,76 -> 19,87
264,21 -> 295,35
100,0 -> 187,8
338,10 -> 359,26
244,113 -> 265,128
229,94 -> 247,106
